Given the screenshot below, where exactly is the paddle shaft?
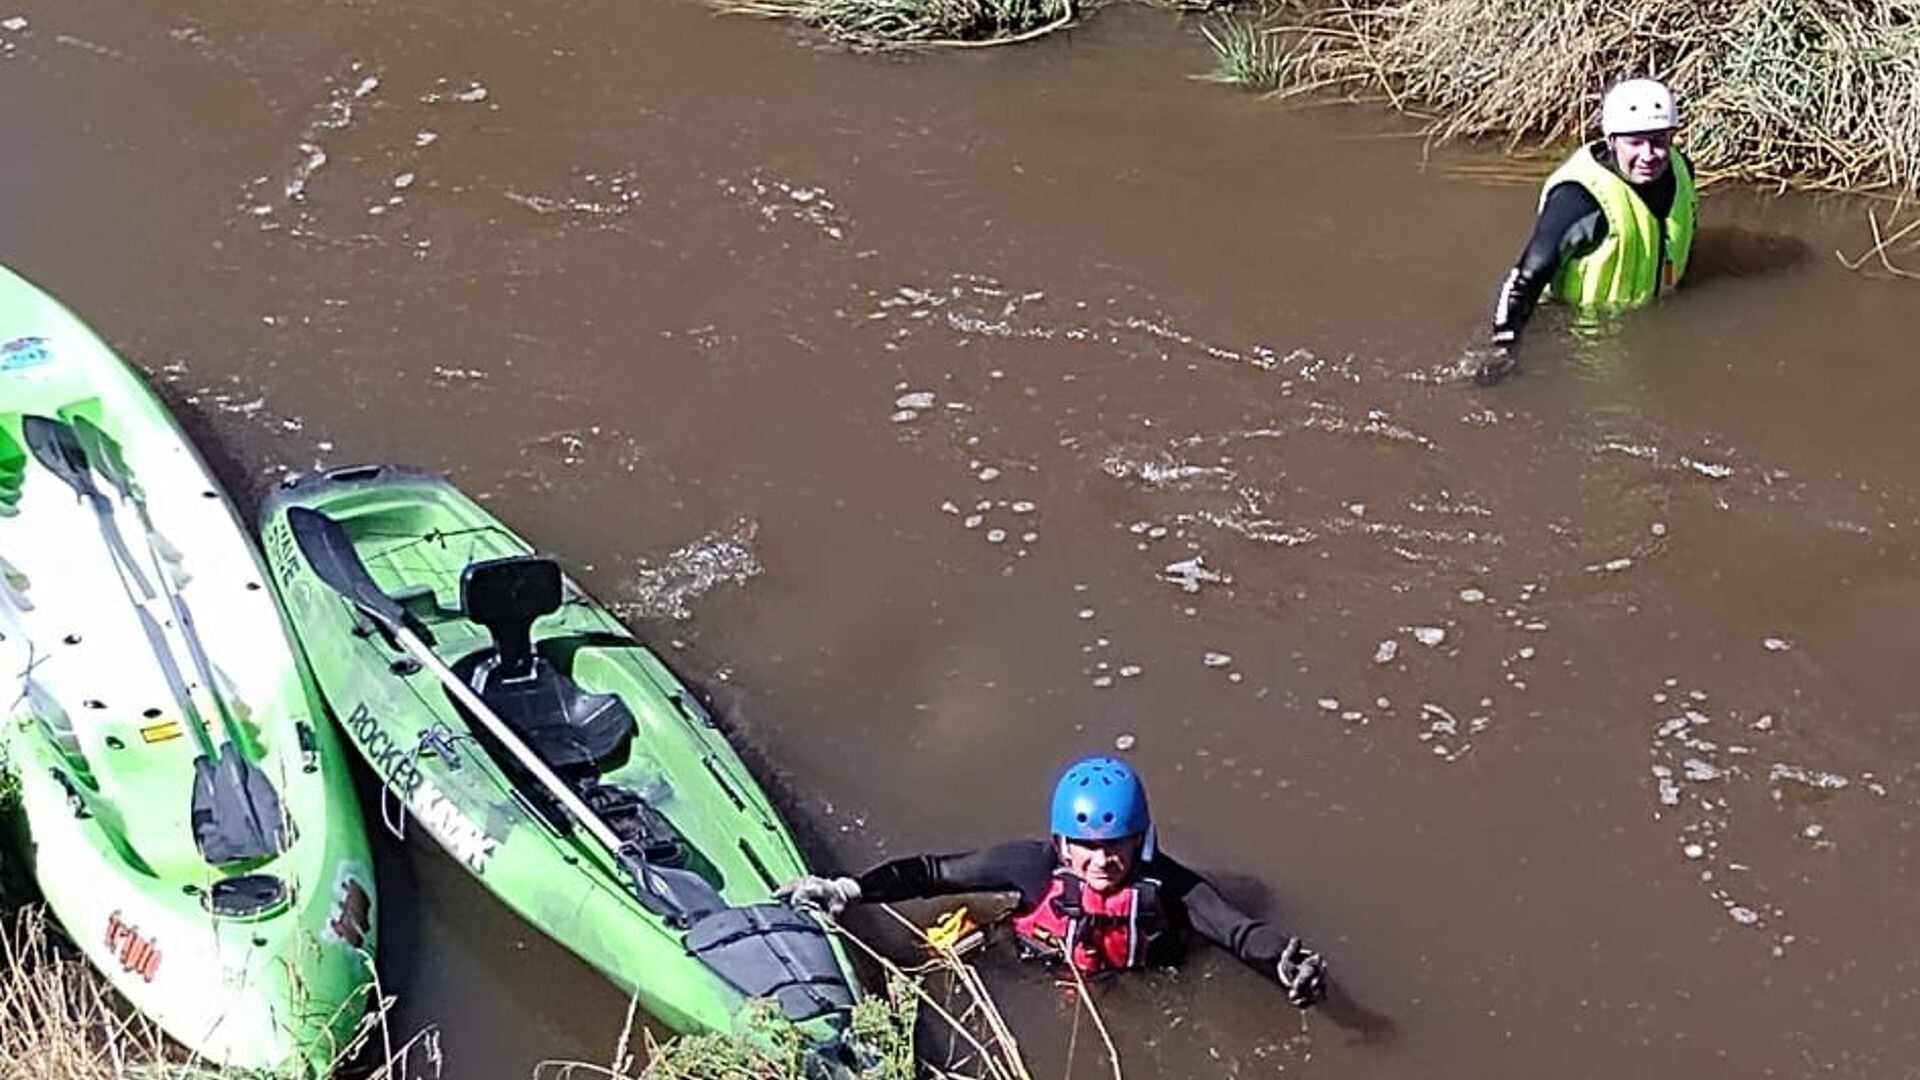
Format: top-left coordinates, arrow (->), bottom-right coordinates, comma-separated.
70,415 -> 252,754
387,623 -> 628,858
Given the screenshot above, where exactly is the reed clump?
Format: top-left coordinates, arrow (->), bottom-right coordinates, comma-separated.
1245,0 -> 1920,193
710,0 -> 1075,50
1199,16 -> 1287,91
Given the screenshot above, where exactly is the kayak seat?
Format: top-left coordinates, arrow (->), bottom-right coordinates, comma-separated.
458,556 -> 635,777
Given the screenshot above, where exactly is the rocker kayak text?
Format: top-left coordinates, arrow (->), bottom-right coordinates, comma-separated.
344,703 -> 501,873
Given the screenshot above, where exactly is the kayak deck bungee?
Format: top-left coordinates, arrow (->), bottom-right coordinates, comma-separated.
258,465 -> 858,1052
0,265 -> 377,1075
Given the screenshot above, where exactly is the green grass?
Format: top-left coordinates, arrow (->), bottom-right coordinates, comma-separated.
1199,16 -> 1285,91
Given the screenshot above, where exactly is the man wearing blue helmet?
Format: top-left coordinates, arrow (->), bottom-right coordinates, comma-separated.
779,755 -> 1328,1007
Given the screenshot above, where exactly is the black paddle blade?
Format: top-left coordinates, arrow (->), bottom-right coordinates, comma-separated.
20,414 -> 101,502
190,745 -> 290,866
68,414 -> 137,501
285,506 -> 410,635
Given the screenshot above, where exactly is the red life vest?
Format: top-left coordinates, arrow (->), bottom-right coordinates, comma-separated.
1009,869 -> 1166,974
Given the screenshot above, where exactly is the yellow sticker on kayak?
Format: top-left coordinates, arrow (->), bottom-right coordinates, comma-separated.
139,721 -> 182,744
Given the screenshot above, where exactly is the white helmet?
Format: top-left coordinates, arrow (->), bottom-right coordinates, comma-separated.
1601,78 -> 1678,136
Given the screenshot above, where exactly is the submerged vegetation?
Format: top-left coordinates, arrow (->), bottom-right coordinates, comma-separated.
1236,0 -> 1920,193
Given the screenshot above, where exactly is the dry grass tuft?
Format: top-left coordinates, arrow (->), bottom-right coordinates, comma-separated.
1256,0 -> 1920,193
0,905 -> 437,1080
710,0 -> 1076,50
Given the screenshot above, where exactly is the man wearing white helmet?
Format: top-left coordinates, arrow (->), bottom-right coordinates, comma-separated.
1465,77 -> 1697,382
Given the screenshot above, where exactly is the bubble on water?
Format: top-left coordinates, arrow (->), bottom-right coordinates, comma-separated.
1317,698 -> 1340,712
1651,521 -> 1668,537
890,410 -> 918,423
1516,646 -> 1536,660
962,515 -> 983,529
353,75 -> 380,97
1683,759 -> 1723,782
1077,608 -> 1095,620
986,529 -> 1007,543
415,130 -> 438,147
1163,555 -> 1227,594
1460,587 -> 1485,603
895,391 -> 935,410
1118,664 -> 1143,678
616,520 -> 761,621
1802,823 -> 1824,839
1410,626 -> 1446,647
1769,764 -> 1848,791
1021,532 -> 1039,543
1115,733 -> 1136,751
1683,842 -> 1706,859
1203,652 -> 1232,668
1762,636 -> 1791,652
1373,640 -> 1398,665
1092,675 -> 1114,688
1727,906 -> 1760,926
1011,501 -> 1035,514
393,172 -> 416,189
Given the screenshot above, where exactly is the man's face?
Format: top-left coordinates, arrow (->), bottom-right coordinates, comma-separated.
1610,130 -> 1673,184
1060,835 -> 1143,894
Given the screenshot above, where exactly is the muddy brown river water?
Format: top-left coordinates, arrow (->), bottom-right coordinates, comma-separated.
5,1 -> 1920,1076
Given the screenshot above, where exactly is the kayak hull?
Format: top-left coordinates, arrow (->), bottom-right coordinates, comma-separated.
259,466 -> 856,1045
0,266 -> 376,1075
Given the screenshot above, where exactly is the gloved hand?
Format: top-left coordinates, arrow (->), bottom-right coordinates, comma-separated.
1459,334 -> 1517,385
1276,937 -> 1327,1008
775,874 -> 862,916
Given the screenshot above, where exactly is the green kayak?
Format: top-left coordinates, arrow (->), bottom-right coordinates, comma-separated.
258,466 -> 858,1054
0,266 -> 376,1075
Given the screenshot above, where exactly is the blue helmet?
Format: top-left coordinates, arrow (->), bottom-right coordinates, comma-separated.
1049,756 -> 1155,856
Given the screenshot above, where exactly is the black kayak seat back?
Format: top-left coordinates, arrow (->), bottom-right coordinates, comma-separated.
462,556 -> 563,678
459,556 -> 635,777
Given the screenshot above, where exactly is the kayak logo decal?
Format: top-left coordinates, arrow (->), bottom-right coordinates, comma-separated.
104,910 -> 162,982
266,520 -> 302,592
345,703 -> 499,873
0,337 -> 52,374
327,875 -> 373,950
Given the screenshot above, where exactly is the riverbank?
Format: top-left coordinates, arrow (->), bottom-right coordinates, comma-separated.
0,904 -> 1025,1079
712,0 -> 1920,196
1218,0 -> 1920,194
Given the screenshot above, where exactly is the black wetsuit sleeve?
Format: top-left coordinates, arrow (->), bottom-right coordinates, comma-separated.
1490,181 -> 1606,343
1152,854 -> 1298,977
855,839 -> 1055,906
